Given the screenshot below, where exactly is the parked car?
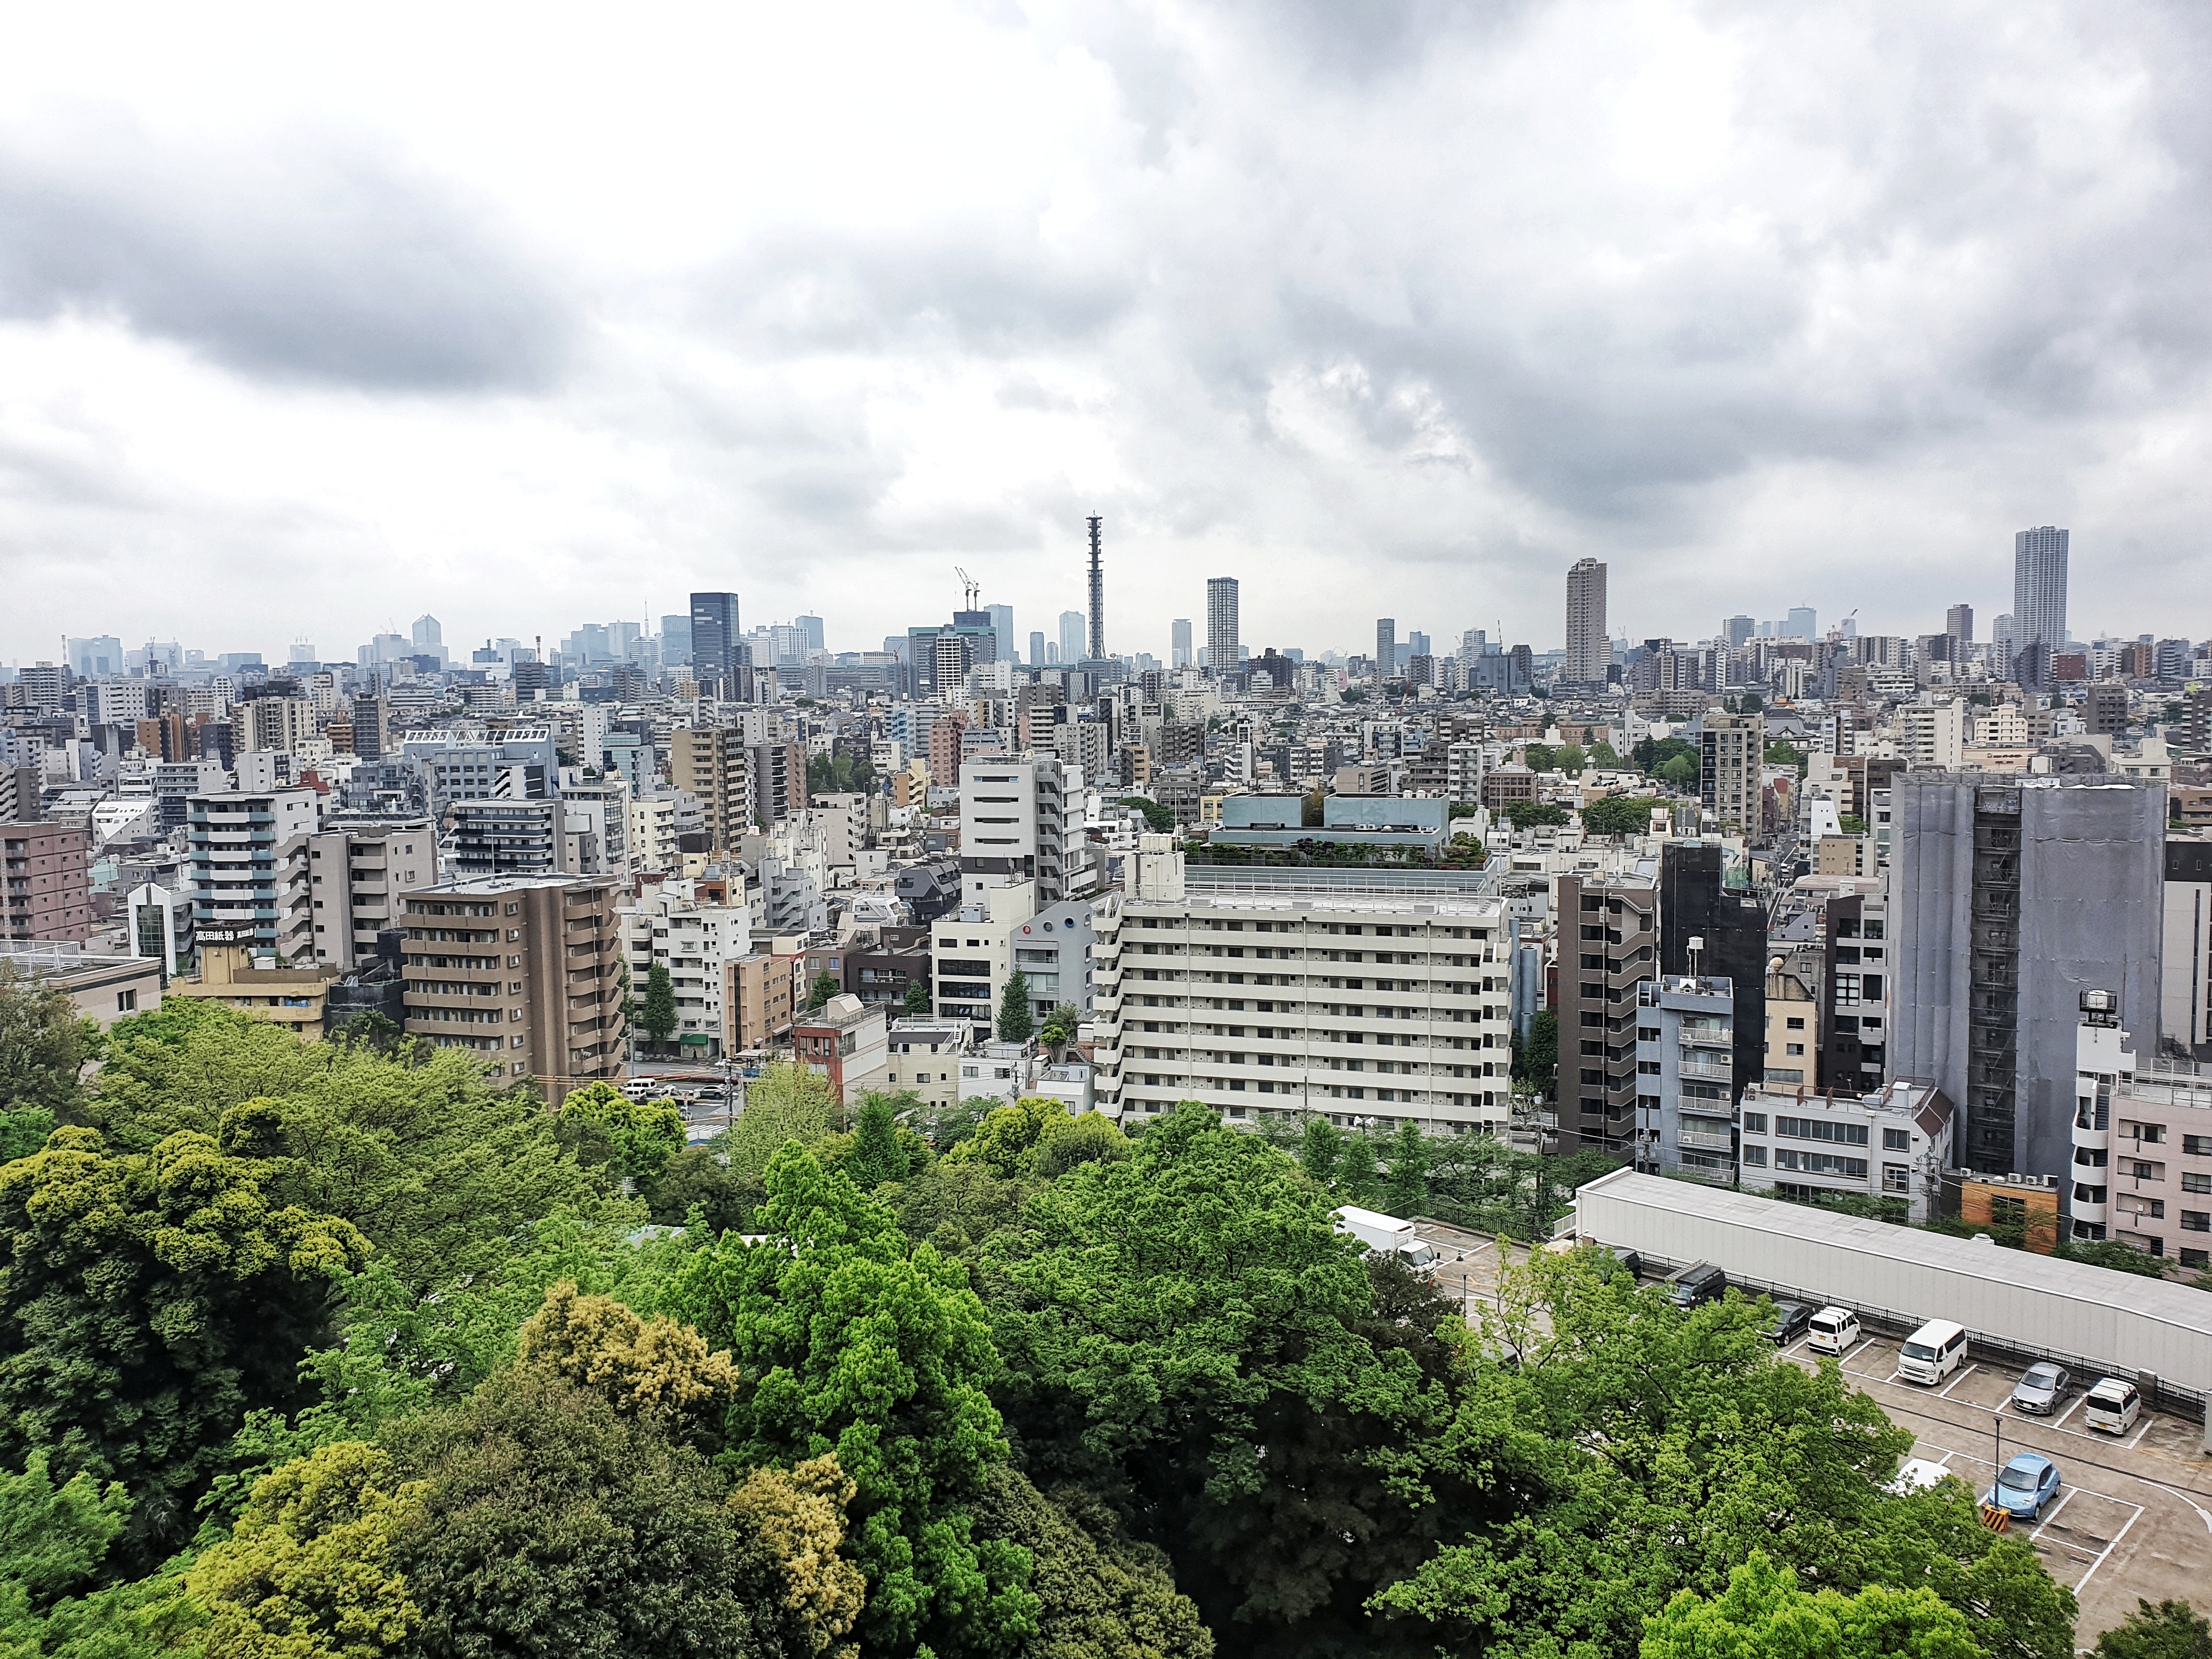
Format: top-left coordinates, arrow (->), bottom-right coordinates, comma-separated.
1805,1307 -> 1861,1356
1887,1458 -> 1952,1496
1762,1299 -> 1814,1345
1898,1318 -> 1968,1385
2008,1362 -> 2070,1415
2083,1378 -> 2143,1435
1983,1452 -> 2061,1521
1664,1261 -> 1726,1310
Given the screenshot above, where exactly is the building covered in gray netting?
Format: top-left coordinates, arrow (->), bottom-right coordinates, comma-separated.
1892,773 -> 2165,1187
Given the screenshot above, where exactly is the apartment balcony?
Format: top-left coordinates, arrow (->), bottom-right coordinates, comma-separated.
2070,1115 -> 2109,1154
1679,1028 -> 1732,1052
1678,1127 -> 1735,1153
1679,1058 -> 1734,1083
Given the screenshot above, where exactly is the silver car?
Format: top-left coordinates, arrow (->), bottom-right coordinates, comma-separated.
2010,1361 -> 2070,1415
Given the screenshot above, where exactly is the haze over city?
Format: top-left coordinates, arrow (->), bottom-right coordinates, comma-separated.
7,0 -> 2212,660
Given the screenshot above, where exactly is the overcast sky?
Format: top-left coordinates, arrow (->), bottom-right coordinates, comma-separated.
3,0 -> 2209,667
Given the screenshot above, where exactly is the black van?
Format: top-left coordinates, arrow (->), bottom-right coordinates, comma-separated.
1664,1261 -> 1727,1309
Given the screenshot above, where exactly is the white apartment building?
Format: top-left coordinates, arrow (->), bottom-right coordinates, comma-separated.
931,880 -> 1097,1033
958,757 -> 1065,905
306,818 -> 436,970
1896,702 -> 1966,771
622,879 -> 756,1058
629,790 -> 684,874
1095,838 -> 1513,1135
1736,1077 -> 1953,1224
188,789 -> 321,961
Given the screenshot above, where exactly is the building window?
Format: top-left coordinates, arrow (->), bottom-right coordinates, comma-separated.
2181,1211 -> 2211,1233
1741,1145 -> 1766,1167
1883,1128 -> 1910,1151
1882,1164 -> 1910,1193
1742,1112 -> 1766,1133
116,989 -> 137,1012
2185,1135 -> 2212,1156
2185,1172 -> 2211,1195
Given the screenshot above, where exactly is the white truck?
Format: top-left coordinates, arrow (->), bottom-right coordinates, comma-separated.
1334,1206 -> 1438,1275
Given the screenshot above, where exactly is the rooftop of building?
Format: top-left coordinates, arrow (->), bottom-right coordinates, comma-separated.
404,874 -> 616,894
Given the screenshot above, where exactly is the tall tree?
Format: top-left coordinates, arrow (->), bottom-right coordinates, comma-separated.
989,1103 -> 1453,1656
726,1064 -> 837,1182
1640,1551 -> 1982,1659
666,1146 -> 1038,1659
0,1124 -> 371,1565
559,1081 -> 686,1190
0,960 -> 93,1120
641,962 -> 680,1052
804,971 -> 839,1013
997,973 -> 1035,1045
904,978 -> 932,1017
2094,1600 -> 2212,1659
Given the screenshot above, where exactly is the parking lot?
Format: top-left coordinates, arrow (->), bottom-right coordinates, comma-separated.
1778,1329 -> 2212,1641
1403,1226 -> 2212,1646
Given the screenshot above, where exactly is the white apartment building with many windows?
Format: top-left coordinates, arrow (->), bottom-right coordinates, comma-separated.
1094,838 -> 1513,1133
621,879 -> 755,1059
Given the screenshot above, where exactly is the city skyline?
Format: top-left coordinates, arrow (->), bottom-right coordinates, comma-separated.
5,4 -> 2211,661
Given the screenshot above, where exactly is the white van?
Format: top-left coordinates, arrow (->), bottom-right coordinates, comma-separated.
1898,1319 -> 1968,1385
1805,1307 -> 1862,1356
2083,1378 -> 2143,1435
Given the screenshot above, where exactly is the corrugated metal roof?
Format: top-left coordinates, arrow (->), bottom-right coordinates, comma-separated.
1578,1168 -> 2212,1339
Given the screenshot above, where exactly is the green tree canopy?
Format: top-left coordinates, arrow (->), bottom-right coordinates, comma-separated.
1118,797 -> 1173,835
0,961 -> 94,1120
989,1103 -> 1451,1655
1581,796 -> 1671,838
1554,744 -> 1587,776
666,1145 -> 1037,1658
804,971 -> 839,1013
2093,1599 -> 2212,1659
727,1064 -> 837,1182
641,962 -> 680,1047
833,1092 -> 932,1192
560,1082 -> 687,1189
1502,801 -> 1571,830
998,973 -> 1036,1045
1640,1550 -> 1982,1659
1658,753 -> 1700,791
0,1124 -> 371,1566
904,978 -> 933,1017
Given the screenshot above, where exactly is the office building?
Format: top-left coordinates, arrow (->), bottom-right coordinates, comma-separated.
1,822 -> 94,944
1028,630 -> 1047,669
985,605 -> 1014,668
1946,603 -> 1974,641
726,947 -> 805,1053
398,874 -> 627,1100
188,790 -> 319,960
304,819 -> 435,971
168,941 -> 337,1037
1376,619 -> 1396,679
2012,527 -> 2069,649
1205,578 -> 1239,677
1057,611 -> 1087,669
1891,774 -> 2164,1186
690,591 -> 748,701
1786,606 -> 1816,641
1736,1076 -> 1952,1223
960,758 -> 1065,906
1565,558 -> 1608,686
1171,618 -> 1193,669
1723,616 -> 1754,648
669,727 -> 756,848
1632,974 -> 1735,1181
65,637 -> 122,679
1815,881 -> 1892,1092
1097,840 -> 1509,1132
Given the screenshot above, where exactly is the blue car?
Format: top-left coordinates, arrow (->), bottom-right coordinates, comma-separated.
1983,1452 -> 2061,1521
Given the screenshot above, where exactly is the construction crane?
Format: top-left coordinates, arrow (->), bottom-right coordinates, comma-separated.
955,567 -> 980,612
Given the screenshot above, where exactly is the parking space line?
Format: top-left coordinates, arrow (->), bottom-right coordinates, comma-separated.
2072,1500 -> 2147,1597
1936,1364 -> 1980,1398
2122,1415 -> 2154,1451
2051,1392 -> 2087,1429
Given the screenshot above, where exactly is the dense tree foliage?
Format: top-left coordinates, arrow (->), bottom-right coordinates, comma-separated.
0,985 -> 2095,1659
640,963 -> 680,1048
2093,1600 -> 2212,1659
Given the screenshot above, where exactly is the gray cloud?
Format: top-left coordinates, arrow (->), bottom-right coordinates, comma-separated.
0,131 -> 571,391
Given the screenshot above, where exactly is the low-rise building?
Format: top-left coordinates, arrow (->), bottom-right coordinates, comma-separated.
790,993 -> 890,1104
0,942 -> 162,1025
168,939 -> 338,1037
1736,1076 -> 1952,1223
725,948 -> 804,1054
883,1017 -> 969,1109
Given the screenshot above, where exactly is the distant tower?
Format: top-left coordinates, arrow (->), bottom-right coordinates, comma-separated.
1565,558 -> 1608,686
1945,603 -> 1973,642
1087,516 -> 1105,661
1171,618 -> 1193,669
2013,527 -> 2069,648
1206,578 -> 1240,676
1376,618 -> 1396,677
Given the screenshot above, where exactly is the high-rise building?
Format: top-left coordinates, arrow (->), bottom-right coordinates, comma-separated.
399,874 -> 627,1101
1,822 -> 93,944
2013,527 -> 2069,648
1723,616 -> 1754,648
1786,606 -> 1817,641
797,614 -> 825,653
1029,630 -> 1047,668
958,757 -> 1065,907
1698,711 -> 1763,837
1565,558 -> 1608,686
1375,619 -> 1396,679
65,637 -> 122,678
188,789 -> 319,960
1206,578 -> 1239,678
1945,603 -> 1973,641
411,615 -> 442,656
689,591 -> 747,700
1058,611 -> 1087,668
985,605 -> 1014,668
1171,619 -> 1193,669
669,727 -> 756,848
1658,842 -> 1767,1100
1556,872 -> 1659,1157
1891,774 -> 2164,1186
